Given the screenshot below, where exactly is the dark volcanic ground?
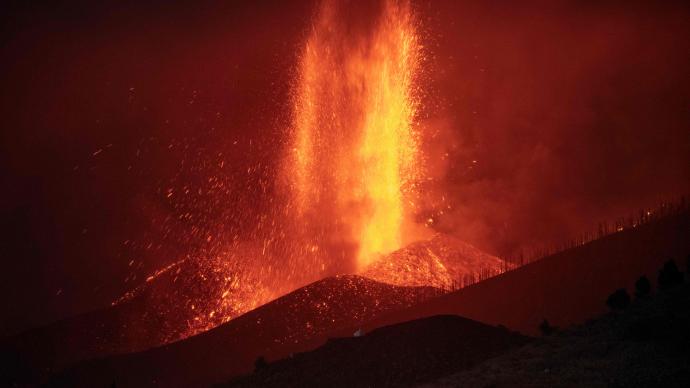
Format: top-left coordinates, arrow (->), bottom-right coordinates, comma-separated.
424,282 -> 690,388
223,314 -> 529,388
2,211 -> 688,387
224,267 -> 690,388
21,276 -> 439,387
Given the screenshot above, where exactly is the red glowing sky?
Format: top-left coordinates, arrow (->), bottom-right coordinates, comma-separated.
1,0 -> 689,336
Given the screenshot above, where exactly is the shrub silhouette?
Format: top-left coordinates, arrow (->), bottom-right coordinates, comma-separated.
254,356 -> 268,371
539,319 -> 553,336
634,276 -> 651,298
606,288 -> 630,311
658,259 -> 683,290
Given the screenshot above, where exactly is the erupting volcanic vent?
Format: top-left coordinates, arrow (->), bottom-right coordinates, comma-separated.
285,0 -> 423,271
362,234 -> 506,289
112,0 -> 501,345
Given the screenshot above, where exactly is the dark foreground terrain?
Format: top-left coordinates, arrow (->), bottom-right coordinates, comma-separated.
32,276 -> 439,387
223,315 -> 528,388
424,282 -> 690,387
226,277 -> 690,388
2,211 -> 688,387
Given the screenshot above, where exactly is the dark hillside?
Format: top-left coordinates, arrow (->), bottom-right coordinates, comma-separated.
426,283 -> 690,387
356,211 -> 690,336
8,212 -> 688,387
223,315 -> 528,388
41,276 -> 437,387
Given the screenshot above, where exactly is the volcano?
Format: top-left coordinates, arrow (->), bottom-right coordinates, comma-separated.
2,0 -> 689,387
105,233 -> 505,349
22,276 -> 438,387
1,233 -> 504,385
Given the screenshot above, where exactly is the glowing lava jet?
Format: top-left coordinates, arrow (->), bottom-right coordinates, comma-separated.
112,0 -> 427,345
286,0 -> 423,271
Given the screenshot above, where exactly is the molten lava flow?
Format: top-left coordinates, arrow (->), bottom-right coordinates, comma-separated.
288,0 -> 422,270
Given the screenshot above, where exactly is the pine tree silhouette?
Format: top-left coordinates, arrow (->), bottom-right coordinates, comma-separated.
606,288 -> 630,311
254,356 -> 268,371
658,260 -> 683,290
539,319 -> 553,336
634,276 -> 651,298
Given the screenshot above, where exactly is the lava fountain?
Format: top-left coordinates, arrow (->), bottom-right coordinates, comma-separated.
113,0 -> 430,345
286,0 -> 423,271
110,0 -> 505,349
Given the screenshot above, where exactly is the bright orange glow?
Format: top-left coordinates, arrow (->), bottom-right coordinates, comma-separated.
288,0 -> 422,270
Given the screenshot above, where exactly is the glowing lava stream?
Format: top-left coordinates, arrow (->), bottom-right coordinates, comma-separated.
287,0 -> 422,270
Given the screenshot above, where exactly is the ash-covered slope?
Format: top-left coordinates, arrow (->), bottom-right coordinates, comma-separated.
361,234 -> 506,288
44,276 -> 439,387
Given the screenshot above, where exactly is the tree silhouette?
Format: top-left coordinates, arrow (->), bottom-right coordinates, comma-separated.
254,356 -> 268,371
658,259 -> 683,290
606,288 -> 630,311
539,319 -> 553,336
634,276 -> 651,298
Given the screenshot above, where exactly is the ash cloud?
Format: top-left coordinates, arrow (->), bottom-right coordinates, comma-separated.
417,0 -> 690,257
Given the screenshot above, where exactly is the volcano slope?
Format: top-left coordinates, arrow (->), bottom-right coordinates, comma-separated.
222,211 -> 690,387
43,276 -> 439,387
222,314 -> 528,388
355,210 -> 690,337
1,232 -> 506,386
227,270 -> 690,388
0,278 -> 173,386
1,231 -> 504,386
1,253 -> 277,386
424,282 -> 690,387
7,211 -> 688,386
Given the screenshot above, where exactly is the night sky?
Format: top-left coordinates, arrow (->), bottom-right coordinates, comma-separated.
1,0 -> 688,336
